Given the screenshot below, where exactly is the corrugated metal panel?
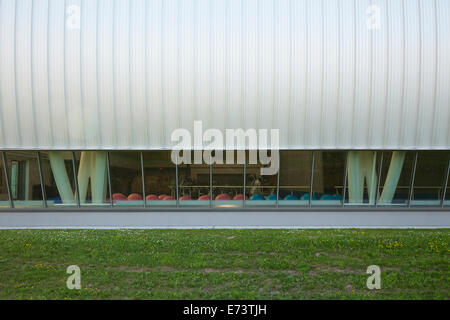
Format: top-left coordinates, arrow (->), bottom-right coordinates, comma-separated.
0,0 -> 449,150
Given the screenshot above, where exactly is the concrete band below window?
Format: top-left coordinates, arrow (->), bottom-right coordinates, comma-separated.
0,209 -> 449,229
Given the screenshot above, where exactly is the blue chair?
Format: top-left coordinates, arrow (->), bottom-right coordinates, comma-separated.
48,197 -> 62,204
266,194 -> 277,201
300,193 -> 317,200
284,194 -> 299,200
333,194 -> 343,201
250,194 -> 265,200
320,194 -> 335,201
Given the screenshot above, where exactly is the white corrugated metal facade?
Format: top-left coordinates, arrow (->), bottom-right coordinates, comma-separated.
0,0 -> 449,150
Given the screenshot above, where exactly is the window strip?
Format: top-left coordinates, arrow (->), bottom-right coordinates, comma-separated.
408,152 -> 419,208
71,152 -> 81,208
140,152 -> 146,208
342,151 -> 348,207
175,153 -> 179,208
36,151 -> 47,208
276,158 -> 280,208
441,158 -> 450,208
309,151 -> 315,208
243,153 -> 246,207
375,152 -> 384,207
1,152 -> 13,208
209,162 -> 212,208
106,152 -> 113,208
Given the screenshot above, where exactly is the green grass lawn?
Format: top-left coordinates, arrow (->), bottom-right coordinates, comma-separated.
0,229 -> 448,299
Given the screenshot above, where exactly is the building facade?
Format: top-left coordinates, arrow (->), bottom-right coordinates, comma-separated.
0,0 -> 449,227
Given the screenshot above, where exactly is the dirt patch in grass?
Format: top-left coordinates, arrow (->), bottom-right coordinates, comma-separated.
105,265 -> 368,276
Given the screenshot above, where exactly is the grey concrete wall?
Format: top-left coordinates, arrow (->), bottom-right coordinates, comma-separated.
0,210 -> 449,229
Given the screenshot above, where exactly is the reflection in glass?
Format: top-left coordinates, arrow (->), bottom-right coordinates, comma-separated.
3,151 -> 43,207
312,152 -> 345,206
109,152 -> 143,206
212,151 -> 244,207
411,151 -> 448,206
39,151 -> 78,207
245,151 -> 277,206
278,151 -> 312,206
143,151 -> 177,206
178,151 -> 211,206
0,153 -> 10,207
445,159 -> 450,206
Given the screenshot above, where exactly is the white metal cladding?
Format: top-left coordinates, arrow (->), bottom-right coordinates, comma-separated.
0,0 -> 449,150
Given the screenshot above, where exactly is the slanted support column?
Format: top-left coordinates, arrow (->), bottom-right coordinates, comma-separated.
347,151 -> 363,204
49,151 -> 107,205
48,151 -> 75,204
77,151 -> 107,204
365,152 -> 378,205
91,151 -> 107,203
1,152 -> 14,208
379,151 -> 406,204
77,152 -> 91,204
347,151 -> 378,204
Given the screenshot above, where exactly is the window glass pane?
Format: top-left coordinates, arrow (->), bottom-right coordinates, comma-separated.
39,151 -> 77,207
0,154 -> 10,207
445,159 -> 450,206
345,151 -> 381,206
312,151 -> 345,206
143,151 -> 176,207
279,151 -> 311,206
245,150 -> 277,206
212,151 -> 244,207
411,151 -> 448,206
3,151 -> 43,208
109,151 -> 143,207
376,151 -> 414,206
178,151 -> 211,207
72,151 -> 110,207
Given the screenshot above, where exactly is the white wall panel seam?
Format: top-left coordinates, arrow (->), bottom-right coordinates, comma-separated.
303,0 -> 308,148
95,0 -> 102,147
431,0 -> 439,148
430,0 -> 439,148
350,0 -> 357,148
46,0 -> 55,147
128,0 -> 133,146
144,0 -> 150,146
334,0 -> 341,148
366,0 -> 372,147
414,0 -> 422,148
0,0 -> 5,145
319,0 -> 325,148
63,0 -> 70,147
399,0 -> 406,150
159,0 -> 165,147
30,0 -> 38,147
112,0 -> 118,146
80,0 -> 86,148
382,0 -> 390,148
13,0 -> 22,147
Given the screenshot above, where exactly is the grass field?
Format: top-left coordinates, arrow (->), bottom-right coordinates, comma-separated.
0,229 -> 448,300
